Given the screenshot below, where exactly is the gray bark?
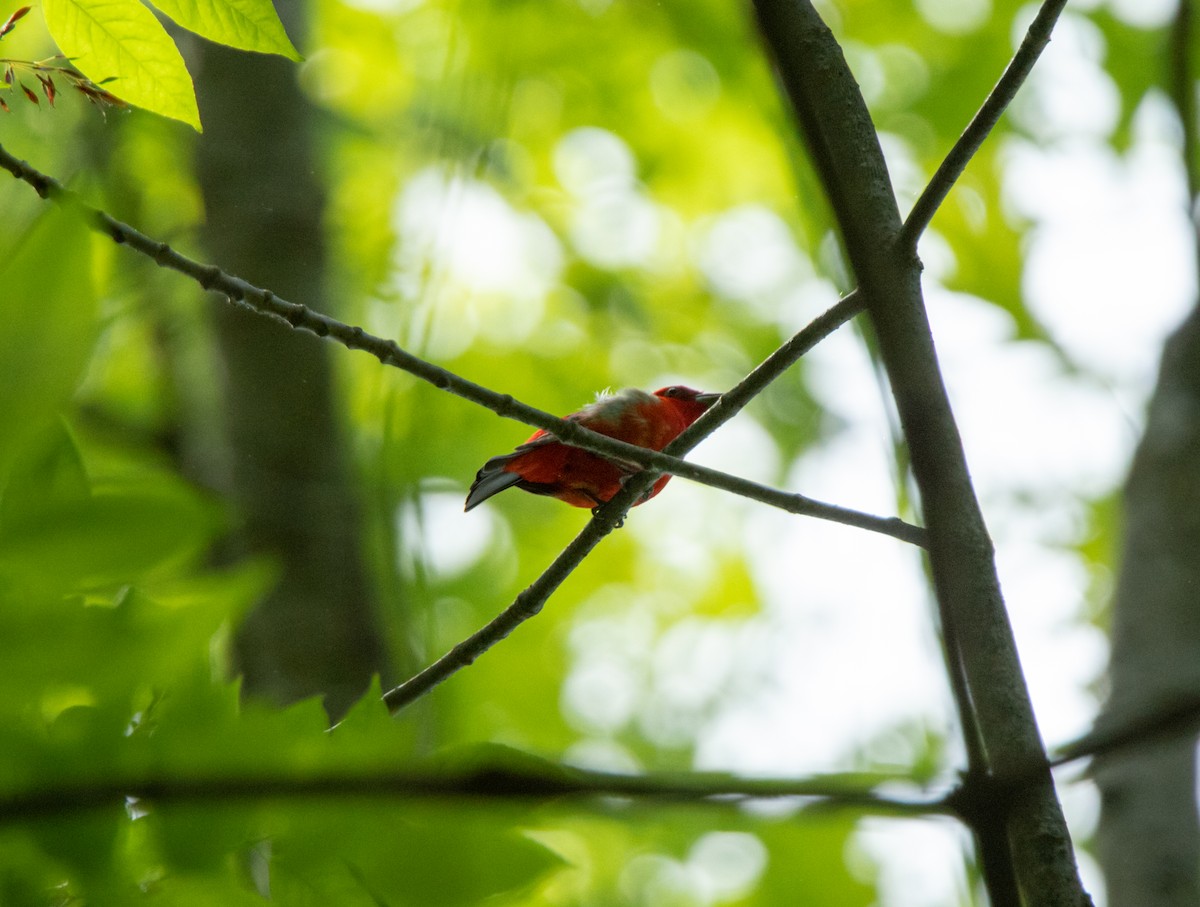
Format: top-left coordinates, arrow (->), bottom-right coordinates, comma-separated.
1094,305 -> 1200,907
192,14 -> 390,721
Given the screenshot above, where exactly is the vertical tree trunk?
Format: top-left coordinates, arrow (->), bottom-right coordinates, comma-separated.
1095,0 -> 1200,893
192,11 -> 390,721
1093,304 -> 1200,906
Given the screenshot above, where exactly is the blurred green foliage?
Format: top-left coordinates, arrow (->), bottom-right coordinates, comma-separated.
0,0 -> 1173,901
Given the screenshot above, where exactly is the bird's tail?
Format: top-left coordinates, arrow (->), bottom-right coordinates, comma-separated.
464,455 -> 525,511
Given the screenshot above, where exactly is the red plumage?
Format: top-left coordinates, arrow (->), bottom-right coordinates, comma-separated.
465,386 -> 719,511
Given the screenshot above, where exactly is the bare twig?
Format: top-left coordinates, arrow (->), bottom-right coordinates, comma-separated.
384,516 -> 616,712
0,762 -> 947,824
8,693 -> 1200,827
899,0 -> 1070,247
1055,694 -> 1200,770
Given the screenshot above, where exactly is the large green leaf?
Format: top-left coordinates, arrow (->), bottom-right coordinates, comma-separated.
754,814 -> 878,906
149,0 -> 301,61
43,0 -> 201,129
267,804 -> 564,907
0,419 -> 89,533
0,209 -> 96,488
0,482 -> 216,589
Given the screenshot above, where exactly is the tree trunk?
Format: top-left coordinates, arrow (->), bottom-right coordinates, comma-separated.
192,10 -> 390,722
1094,304 -> 1200,907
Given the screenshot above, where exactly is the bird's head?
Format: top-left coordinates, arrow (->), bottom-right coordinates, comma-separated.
652,386 -> 721,424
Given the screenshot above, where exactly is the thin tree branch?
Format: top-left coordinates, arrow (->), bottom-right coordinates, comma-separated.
10,693 -> 1200,827
1054,693 -> 1200,770
752,0 -> 1089,903
649,290 -> 923,545
899,0 -> 1070,247
946,695 -> 1200,828
384,516 -> 615,712
0,763 -> 948,824
0,143 -> 921,547
672,291 -> 863,452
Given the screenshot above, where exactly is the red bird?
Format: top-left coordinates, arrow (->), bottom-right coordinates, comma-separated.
465,386 -> 720,511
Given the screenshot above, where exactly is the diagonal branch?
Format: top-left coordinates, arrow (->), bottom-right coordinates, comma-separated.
899,0 -> 1070,247
384,515 -> 615,712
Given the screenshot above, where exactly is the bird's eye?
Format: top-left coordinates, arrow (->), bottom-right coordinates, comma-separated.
662,386 -> 683,398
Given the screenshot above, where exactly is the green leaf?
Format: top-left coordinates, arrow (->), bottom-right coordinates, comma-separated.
1088,9 -> 1167,150
0,583 -> 237,720
148,0 -> 301,61
0,208 -> 96,486
268,805 -> 565,907
0,419 -> 89,533
27,706 -> 126,882
42,0 -> 202,130
0,482 -> 216,589
754,814 -> 877,906
152,802 -> 253,874
27,806 -> 124,886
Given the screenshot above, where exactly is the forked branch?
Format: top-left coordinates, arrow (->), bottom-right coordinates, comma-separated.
752,0 -> 1089,902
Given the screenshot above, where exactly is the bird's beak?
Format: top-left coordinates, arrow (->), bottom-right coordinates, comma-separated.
696,392 -> 721,408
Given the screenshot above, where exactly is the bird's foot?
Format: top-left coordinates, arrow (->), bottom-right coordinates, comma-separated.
590,502 -> 624,529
